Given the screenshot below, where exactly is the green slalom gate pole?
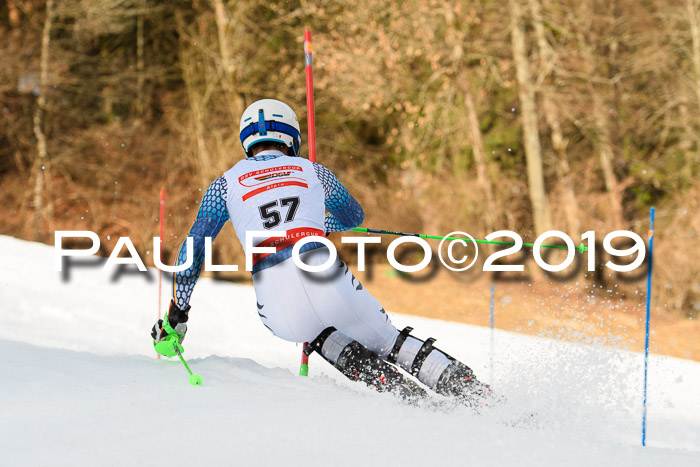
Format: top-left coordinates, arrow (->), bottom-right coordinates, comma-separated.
351,227 -> 588,253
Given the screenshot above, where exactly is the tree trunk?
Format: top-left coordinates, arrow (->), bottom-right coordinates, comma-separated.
175,10 -> 215,184
32,0 -> 55,241
135,0 -> 146,116
591,89 -> 624,228
574,2 -> 625,229
211,0 -> 244,124
528,0 -> 580,235
462,74 -> 496,231
689,0 -> 700,115
508,0 -> 551,234
444,1 -> 497,231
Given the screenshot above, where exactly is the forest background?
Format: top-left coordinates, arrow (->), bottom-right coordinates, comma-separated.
1,0 -> 699,329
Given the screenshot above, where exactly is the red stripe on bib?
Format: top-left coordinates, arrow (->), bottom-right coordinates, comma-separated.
242,181 -> 309,201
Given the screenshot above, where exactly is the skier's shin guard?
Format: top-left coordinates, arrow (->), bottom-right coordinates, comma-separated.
387,327 -> 493,404
386,326 -> 451,389
307,327 -> 426,400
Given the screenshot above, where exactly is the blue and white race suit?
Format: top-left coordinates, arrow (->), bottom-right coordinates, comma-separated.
171,150 -> 400,356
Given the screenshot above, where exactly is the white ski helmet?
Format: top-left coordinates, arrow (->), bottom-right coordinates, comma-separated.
239,99 -> 301,157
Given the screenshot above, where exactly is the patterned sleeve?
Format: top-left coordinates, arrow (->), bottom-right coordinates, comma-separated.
172,177 -> 230,309
312,162 -> 365,232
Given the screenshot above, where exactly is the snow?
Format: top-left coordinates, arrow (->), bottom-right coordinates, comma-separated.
1,234 -> 699,466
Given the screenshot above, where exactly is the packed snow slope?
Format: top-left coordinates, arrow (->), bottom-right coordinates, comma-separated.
1,235 -> 699,466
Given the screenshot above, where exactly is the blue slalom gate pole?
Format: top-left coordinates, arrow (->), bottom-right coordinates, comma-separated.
490,283 -> 495,387
642,206 -> 655,447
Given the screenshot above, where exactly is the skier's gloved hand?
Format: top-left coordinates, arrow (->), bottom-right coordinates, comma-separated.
151,300 -> 190,357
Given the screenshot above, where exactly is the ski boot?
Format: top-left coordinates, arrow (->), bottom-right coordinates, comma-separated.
307,327 -> 427,403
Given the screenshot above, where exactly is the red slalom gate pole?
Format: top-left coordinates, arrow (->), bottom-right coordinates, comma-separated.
300,29 -> 317,376
304,29 -> 317,164
157,188 -> 165,359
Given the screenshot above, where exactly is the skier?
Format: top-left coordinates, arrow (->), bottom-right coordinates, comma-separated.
151,98 -> 492,405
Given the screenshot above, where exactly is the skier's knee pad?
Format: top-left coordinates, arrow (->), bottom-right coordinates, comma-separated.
386,327 -> 453,389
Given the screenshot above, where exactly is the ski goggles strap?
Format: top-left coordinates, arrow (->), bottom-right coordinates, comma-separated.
240,120 -> 301,144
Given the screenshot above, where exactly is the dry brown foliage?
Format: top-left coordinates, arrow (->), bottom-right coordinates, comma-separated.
0,0 -> 698,320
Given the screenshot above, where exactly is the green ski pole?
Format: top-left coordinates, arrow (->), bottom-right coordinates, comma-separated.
174,344 -> 202,386
351,227 -> 588,253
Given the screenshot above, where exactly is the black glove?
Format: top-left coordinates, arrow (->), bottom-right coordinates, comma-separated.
151,300 -> 190,357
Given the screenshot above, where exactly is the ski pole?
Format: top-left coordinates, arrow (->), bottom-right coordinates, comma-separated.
641,206 -> 655,446
489,283 -> 495,388
350,227 -> 588,253
174,344 -> 202,386
300,28 -> 316,376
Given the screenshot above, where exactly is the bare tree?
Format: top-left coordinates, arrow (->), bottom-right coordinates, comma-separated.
689,0 -> 700,115
210,0 -> 244,124
508,0 -> 551,234
175,9 -> 216,184
32,0 -> 55,240
135,0 -> 146,116
462,73 -> 497,231
528,0 -> 580,236
571,1 -> 625,229
444,2 -> 497,231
